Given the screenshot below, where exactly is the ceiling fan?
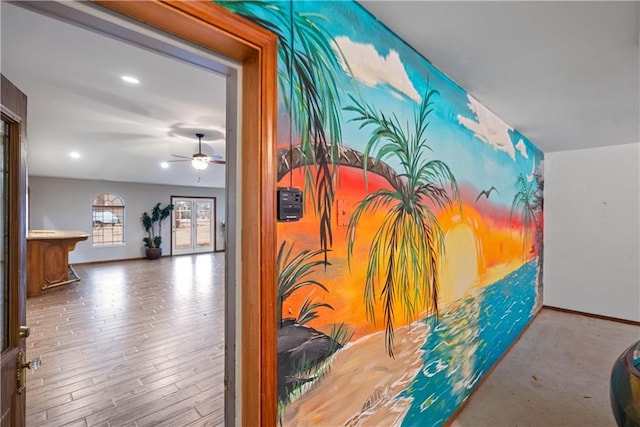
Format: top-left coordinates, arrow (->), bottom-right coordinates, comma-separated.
168,133 -> 225,170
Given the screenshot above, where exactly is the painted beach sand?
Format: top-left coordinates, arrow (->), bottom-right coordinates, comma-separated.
282,261 -> 538,426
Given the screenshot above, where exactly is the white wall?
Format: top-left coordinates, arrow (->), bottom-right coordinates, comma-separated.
29,176 -> 226,263
544,142 -> 640,322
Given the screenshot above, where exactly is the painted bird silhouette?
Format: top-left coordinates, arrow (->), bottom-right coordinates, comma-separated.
475,186 -> 499,202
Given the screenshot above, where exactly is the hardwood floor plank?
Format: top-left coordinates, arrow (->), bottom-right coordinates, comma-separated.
177,366 -> 224,392
45,391 -> 113,420
135,399 -> 205,426
85,383 -> 181,426
26,254 -> 225,427
187,408 -> 224,426
102,385 -> 202,426
133,384 -> 220,426
151,408 -> 202,427
71,367 -> 158,401
26,409 -> 47,425
194,393 -> 224,418
40,398 -> 114,427
26,392 -> 73,416
60,420 -> 88,427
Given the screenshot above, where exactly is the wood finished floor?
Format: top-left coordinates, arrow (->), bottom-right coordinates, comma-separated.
25,253 -> 225,427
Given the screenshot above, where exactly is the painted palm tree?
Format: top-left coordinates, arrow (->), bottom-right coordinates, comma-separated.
510,173 -> 541,259
345,88 -> 461,357
277,241 -> 332,327
218,1 -> 345,262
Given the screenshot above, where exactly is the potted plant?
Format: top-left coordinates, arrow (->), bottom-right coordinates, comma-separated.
141,202 -> 174,260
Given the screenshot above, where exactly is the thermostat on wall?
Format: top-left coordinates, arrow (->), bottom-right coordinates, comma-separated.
277,187 -> 303,222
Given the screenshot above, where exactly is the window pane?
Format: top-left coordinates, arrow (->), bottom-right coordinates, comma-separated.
92,194 -> 124,247
196,201 -> 211,247
175,201 -> 192,249
1,119 -> 9,351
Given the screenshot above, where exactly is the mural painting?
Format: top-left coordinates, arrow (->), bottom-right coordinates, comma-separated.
218,1 -> 544,425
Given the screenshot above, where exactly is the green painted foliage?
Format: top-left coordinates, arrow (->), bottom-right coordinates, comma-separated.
511,173 -> 541,257
345,88 -> 461,357
218,1 -> 345,262
276,241 -> 332,327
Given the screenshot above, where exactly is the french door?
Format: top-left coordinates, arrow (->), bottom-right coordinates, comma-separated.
171,197 -> 216,255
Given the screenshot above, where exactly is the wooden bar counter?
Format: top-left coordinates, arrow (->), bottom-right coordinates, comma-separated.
27,230 -> 89,297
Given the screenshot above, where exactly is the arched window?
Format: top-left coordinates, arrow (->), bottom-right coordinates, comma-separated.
92,193 -> 124,247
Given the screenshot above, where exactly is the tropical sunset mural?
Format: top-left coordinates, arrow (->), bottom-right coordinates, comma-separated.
219,1 -> 544,425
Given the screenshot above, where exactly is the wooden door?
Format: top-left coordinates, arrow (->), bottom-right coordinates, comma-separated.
0,75 -> 28,427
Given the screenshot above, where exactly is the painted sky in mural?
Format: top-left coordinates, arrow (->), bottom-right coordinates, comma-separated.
310,1 -> 542,208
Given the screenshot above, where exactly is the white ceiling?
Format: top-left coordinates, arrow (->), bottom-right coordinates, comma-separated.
1,2 -> 228,188
361,1 -> 640,152
1,1 -> 638,191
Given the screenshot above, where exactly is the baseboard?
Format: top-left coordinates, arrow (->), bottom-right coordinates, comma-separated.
443,306 -> 543,426
74,251 -> 224,266
543,305 -> 640,326
72,256 -> 146,266
73,254 -> 177,266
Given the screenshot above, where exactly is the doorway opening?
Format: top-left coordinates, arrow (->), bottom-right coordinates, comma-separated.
2,1 -> 277,424
2,1 -> 242,425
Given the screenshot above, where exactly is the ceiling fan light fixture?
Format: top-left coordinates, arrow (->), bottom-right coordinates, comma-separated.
169,133 -> 223,170
191,156 -> 209,170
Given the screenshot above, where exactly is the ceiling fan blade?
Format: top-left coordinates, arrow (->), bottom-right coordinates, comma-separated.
207,155 -> 226,164
166,135 -> 226,168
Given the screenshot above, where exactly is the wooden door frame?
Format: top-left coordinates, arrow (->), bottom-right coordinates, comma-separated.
1,75 -> 29,426
93,2 -> 278,425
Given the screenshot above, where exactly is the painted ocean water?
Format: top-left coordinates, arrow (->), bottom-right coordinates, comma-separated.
400,260 -> 538,426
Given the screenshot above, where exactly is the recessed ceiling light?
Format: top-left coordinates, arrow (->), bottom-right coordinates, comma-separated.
69,151 -> 80,159
160,162 -> 169,169
121,75 -> 140,84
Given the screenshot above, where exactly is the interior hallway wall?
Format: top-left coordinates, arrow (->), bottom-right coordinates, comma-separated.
28,176 -> 226,263
543,142 -> 640,322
